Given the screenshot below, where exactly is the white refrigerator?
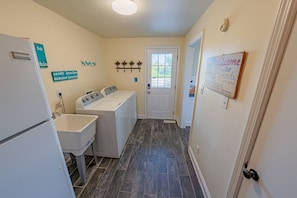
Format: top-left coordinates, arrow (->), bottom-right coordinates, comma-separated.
0,34 -> 75,198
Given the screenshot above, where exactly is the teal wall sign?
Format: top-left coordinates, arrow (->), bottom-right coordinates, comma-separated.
34,43 -> 48,68
51,70 -> 78,82
81,60 -> 96,67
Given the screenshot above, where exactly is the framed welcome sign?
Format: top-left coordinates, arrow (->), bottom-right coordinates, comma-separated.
204,52 -> 246,98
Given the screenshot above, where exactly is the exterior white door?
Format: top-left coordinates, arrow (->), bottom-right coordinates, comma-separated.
146,48 -> 178,119
238,16 -> 297,198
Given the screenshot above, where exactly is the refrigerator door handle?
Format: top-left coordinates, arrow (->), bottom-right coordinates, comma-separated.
11,51 -> 31,60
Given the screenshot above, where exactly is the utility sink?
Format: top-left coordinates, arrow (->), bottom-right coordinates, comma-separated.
54,114 -> 98,184
54,114 -> 98,156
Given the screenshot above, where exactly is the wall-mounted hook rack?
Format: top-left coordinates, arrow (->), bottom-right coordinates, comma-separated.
115,60 -> 142,72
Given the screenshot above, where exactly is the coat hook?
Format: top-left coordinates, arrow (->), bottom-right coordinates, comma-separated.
129,61 -> 134,72
137,61 -> 142,72
122,61 -> 127,72
115,61 -> 120,72
129,61 -> 135,66
137,61 -> 142,66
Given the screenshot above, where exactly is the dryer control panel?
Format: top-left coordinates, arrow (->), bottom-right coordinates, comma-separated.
76,91 -> 104,108
101,85 -> 118,96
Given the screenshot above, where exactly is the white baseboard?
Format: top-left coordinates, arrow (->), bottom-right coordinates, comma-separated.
137,114 -> 146,119
163,120 -> 176,123
188,147 -> 211,198
175,116 -> 181,127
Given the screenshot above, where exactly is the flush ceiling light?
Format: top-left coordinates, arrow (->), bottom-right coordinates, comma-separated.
112,0 -> 137,15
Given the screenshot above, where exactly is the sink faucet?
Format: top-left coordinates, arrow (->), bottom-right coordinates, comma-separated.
52,112 -> 61,119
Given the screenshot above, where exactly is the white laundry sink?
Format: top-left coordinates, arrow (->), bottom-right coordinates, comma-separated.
54,114 -> 98,156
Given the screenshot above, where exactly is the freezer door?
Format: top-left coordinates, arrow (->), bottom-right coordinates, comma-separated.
0,120 -> 75,198
0,34 -> 51,141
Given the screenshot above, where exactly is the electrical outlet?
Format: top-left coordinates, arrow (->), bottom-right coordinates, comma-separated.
56,89 -> 62,97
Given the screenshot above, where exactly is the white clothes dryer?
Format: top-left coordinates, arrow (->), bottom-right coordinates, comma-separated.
76,92 -> 129,158
100,86 -> 137,133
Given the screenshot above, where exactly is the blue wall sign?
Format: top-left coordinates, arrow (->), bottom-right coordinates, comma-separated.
34,43 -> 48,68
51,70 -> 78,82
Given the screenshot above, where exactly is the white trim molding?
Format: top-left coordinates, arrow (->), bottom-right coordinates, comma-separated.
175,115 -> 181,127
188,147 -> 211,198
227,0 -> 297,197
137,114 -> 146,119
180,30 -> 204,128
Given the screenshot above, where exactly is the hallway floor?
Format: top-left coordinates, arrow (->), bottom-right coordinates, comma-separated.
67,119 -> 204,198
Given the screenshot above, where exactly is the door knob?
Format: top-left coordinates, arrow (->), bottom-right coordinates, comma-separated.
243,163 -> 259,181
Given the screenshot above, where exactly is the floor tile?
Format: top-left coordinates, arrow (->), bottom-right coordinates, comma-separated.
66,119 -> 204,198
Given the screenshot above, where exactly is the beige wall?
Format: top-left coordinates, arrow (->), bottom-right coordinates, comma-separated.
185,0 -> 281,197
102,37 -> 184,117
0,0 -> 185,117
0,0 -> 107,113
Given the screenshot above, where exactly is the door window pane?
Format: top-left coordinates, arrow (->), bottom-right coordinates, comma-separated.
151,53 -> 172,88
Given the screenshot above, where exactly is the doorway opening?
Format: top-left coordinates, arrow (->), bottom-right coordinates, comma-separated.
180,32 -> 203,128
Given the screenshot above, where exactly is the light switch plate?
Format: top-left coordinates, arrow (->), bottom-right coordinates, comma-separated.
200,84 -> 204,95
222,96 -> 229,109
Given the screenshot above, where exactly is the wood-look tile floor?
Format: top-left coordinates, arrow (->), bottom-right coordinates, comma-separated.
67,119 -> 204,198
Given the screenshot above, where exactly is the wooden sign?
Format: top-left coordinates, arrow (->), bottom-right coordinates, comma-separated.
204,52 -> 246,98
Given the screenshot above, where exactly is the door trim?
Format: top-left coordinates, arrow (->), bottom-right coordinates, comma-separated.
227,1 -> 297,197
144,47 -> 180,119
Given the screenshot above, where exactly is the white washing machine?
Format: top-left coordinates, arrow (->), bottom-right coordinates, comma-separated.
101,85 -> 137,133
76,91 -> 129,158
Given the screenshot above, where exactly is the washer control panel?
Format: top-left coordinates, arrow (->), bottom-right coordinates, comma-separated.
76,91 -> 104,108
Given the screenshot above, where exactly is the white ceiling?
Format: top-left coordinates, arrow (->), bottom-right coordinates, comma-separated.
33,0 -> 214,38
